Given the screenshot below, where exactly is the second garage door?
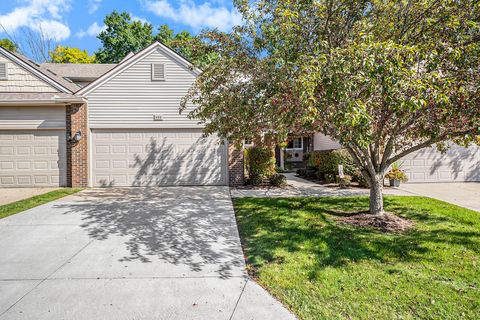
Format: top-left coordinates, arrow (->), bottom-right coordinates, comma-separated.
401,143 -> 480,182
92,129 -> 227,187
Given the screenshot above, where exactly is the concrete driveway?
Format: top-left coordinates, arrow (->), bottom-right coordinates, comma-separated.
399,183 -> 480,212
0,188 -> 59,205
0,187 -> 294,320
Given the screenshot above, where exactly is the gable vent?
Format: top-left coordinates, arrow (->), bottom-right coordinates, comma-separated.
0,62 -> 7,80
151,63 -> 165,81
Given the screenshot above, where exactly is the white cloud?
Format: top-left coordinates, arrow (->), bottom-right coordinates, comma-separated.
76,22 -> 106,38
131,15 -> 149,25
88,0 -> 102,14
145,0 -> 242,31
0,0 -> 71,40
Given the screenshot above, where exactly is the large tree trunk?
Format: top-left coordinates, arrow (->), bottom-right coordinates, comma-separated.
369,174 -> 385,215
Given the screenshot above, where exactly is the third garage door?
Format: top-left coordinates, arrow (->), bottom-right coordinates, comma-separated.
92,129 -> 227,187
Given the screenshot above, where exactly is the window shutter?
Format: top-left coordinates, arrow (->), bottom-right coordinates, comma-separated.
151,63 -> 165,80
0,63 -> 7,80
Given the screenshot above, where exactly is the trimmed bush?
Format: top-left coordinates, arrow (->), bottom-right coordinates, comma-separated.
269,174 -> 287,187
296,168 -> 307,177
353,169 -> 369,187
324,173 -> 336,183
244,146 -> 276,185
308,149 -> 357,177
338,175 -> 352,188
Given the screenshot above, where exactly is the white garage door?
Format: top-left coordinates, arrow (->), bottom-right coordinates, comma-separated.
0,130 -> 67,187
401,143 -> 480,183
92,129 -> 227,187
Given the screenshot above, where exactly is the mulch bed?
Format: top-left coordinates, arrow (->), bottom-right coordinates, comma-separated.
336,212 -> 414,233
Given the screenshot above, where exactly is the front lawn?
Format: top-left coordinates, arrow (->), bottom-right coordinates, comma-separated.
234,196 -> 479,320
0,188 -> 82,219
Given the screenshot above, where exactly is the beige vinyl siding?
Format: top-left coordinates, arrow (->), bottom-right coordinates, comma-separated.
86,49 -> 199,128
0,106 -> 66,130
313,133 -> 342,151
0,54 -> 60,93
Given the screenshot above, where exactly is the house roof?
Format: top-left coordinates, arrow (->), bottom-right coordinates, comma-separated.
0,92 -> 85,105
0,47 -> 80,93
77,41 -> 202,96
41,63 -> 117,81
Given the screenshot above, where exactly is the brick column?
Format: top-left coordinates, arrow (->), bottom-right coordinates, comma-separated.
66,103 -> 88,187
228,144 -> 244,186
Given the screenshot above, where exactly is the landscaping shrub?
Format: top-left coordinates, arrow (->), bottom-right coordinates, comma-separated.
296,168 -> 307,177
324,173 -> 336,183
244,146 -> 276,185
269,174 -> 287,187
305,166 -> 318,178
308,149 -> 357,176
338,175 -> 352,188
353,169 -> 369,187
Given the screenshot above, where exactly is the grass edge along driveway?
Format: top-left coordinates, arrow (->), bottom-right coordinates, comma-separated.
0,188 -> 82,219
233,196 -> 480,320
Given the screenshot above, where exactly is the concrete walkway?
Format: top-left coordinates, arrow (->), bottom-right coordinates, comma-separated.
399,183 -> 480,212
0,188 -> 59,205
231,173 -> 411,198
0,187 -> 294,320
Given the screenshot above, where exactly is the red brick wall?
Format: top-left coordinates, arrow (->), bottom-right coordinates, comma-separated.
228,144 -> 244,186
66,103 -> 88,187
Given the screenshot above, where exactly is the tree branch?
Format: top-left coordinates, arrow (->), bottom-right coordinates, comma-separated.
386,129 -> 476,166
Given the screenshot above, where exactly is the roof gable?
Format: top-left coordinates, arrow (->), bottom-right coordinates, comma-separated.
0,47 -> 78,93
77,42 -> 201,96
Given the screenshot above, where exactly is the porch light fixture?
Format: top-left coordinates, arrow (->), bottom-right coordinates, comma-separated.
70,130 -> 82,143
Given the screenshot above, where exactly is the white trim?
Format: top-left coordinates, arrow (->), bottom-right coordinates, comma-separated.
88,128 -> 93,188
0,47 -> 72,93
151,63 -> 166,81
88,124 -> 206,129
0,96 -> 86,106
0,62 -> 8,80
285,137 -> 303,151
77,42 -> 201,96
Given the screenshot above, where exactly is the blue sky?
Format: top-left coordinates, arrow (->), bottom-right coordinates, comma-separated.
0,0 -> 241,54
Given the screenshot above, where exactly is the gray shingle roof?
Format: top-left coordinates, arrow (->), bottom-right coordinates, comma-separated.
7,51 -> 81,93
41,63 -> 117,81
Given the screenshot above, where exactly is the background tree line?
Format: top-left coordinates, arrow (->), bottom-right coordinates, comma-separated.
0,11 -> 208,66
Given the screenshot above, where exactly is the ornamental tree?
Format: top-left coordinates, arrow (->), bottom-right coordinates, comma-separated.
182,0 -> 480,215
49,45 -> 95,63
0,38 -> 18,52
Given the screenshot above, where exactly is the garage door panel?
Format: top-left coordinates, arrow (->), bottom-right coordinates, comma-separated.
92,129 -> 227,187
0,130 -> 67,187
402,143 -> 480,183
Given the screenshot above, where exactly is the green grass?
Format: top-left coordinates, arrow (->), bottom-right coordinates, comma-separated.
233,196 -> 480,320
0,188 -> 82,219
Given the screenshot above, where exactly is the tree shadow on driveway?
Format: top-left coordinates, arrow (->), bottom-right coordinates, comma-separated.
54,187 -> 245,279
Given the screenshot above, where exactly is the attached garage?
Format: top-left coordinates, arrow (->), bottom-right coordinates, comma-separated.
313,134 -> 480,183
91,129 -> 227,187
401,144 -> 480,183
0,106 -> 67,187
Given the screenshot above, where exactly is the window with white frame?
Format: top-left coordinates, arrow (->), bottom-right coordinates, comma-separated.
286,137 -> 303,150
244,139 -> 253,147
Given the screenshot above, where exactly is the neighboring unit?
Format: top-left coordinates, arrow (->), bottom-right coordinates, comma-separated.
283,133 -> 480,183
0,42 -> 243,188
